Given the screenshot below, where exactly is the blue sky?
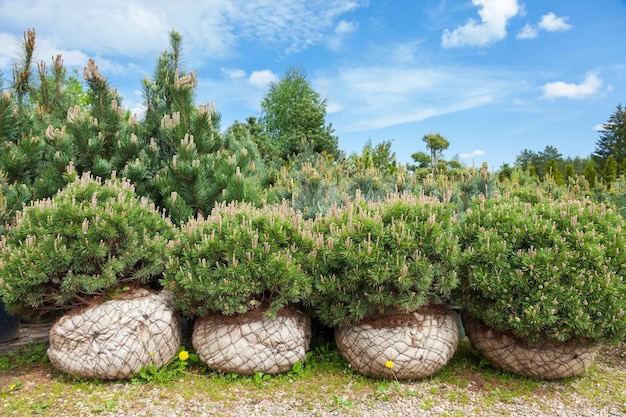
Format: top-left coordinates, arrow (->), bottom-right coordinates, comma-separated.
0,0 -> 625,169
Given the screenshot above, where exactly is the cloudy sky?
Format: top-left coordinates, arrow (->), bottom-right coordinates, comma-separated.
1,0 -> 625,168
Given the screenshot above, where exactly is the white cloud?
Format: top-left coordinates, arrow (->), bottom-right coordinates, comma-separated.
221,67 -> 247,79
538,12 -> 572,32
460,150 -> 487,159
0,0 -> 366,64
517,12 -> 572,40
442,0 -> 520,48
541,74 -> 602,100
248,70 -> 278,88
315,65 -> 522,131
593,124 -> 606,132
0,32 -> 19,67
516,23 -> 538,39
336,20 -> 357,34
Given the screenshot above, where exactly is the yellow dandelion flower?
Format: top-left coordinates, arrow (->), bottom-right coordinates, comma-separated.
149,351 -> 155,356
179,350 -> 189,361
385,360 -> 394,369
9,383 -> 16,391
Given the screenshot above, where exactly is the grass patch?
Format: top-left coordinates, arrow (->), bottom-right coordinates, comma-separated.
0,339 -> 624,416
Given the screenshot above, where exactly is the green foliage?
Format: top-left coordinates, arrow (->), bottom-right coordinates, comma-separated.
410,151 -> 431,170
0,77 -> 19,142
164,201 -> 314,318
456,191 -> 626,344
0,172 -> 31,234
0,171 -> 176,319
154,103 -> 261,224
261,66 -> 338,160
143,33 -> 262,224
308,192 -> 459,327
0,342 -> 48,371
268,155 -> 346,219
142,30 -> 183,143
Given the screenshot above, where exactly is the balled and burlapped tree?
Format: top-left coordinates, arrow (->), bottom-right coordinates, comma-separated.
260,66 -> 338,161
594,104 -> 626,171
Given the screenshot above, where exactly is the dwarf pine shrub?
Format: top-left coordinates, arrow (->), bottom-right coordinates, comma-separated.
308,191 -> 459,327
457,192 -> 626,344
163,201 -> 314,318
0,170 -> 176,320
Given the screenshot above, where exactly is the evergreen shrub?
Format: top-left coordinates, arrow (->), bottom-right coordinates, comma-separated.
308,191 -> 460,327
457,192 -> 626,344
163,201 -> 314,318
0,170 -> 176,320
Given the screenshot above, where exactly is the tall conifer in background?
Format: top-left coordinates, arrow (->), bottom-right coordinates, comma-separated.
146,32 -> 262,224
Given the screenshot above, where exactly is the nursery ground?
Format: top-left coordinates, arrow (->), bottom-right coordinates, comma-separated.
1,337 -> 625,417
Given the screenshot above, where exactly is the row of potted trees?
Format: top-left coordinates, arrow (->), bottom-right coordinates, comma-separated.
1,173 -> 625,380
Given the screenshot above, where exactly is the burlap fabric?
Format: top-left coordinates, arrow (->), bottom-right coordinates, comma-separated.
461,312 -> 598,379
192,306 -> 311,375
48,289 -> 181,379
335,305 -> 459,379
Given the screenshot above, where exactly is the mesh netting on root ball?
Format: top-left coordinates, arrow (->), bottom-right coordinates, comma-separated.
335,305 -> 459,379
461,312 -> 598,379
192,306 -> 311,375
48,289 -> 181,379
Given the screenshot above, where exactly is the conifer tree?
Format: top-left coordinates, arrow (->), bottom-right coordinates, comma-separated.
603,155 -> 618,188
545,158 -> 565,185
261,66 -> 338,160
564,163 -> 575,184
146,33 -> 262,224
594,104 -> 626,171
31,58 -> 155,200
584,161 -> 597,189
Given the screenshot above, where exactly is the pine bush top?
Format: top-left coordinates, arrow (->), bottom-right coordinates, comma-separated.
0,171 -> 176,320
308,191 -> 460,327
457,193 -> 626,344
163,201 -> 314,318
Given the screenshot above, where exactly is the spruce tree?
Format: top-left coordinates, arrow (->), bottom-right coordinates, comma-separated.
594,104 -> 626,171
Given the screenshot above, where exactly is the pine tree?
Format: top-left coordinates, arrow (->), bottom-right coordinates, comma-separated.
147,33 -> 262,224
141,30 -> 182,146
261,66 -> 338,160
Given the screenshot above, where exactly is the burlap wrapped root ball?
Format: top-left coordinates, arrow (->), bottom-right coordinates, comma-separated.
335,305 -> 459,379
193,306 -> 311,375
48,289 -> 181,379
461,312 -> 598,379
